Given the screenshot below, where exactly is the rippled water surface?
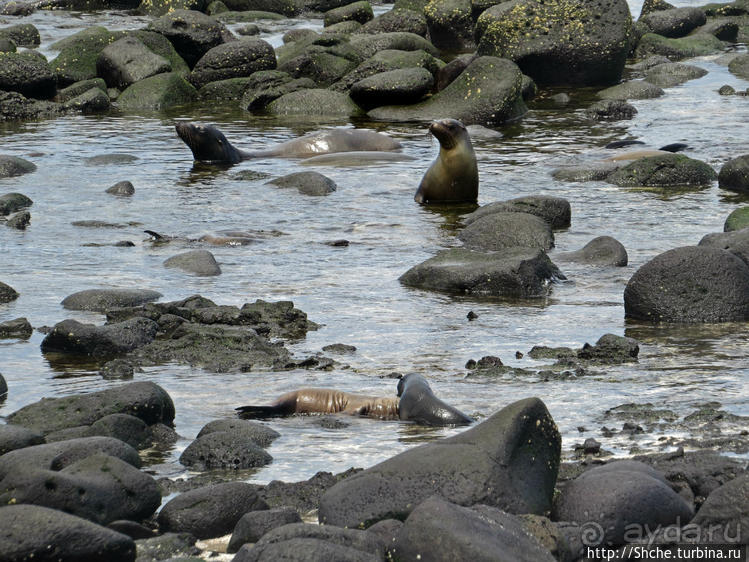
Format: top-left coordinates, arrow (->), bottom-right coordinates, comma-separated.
1,0 -> 748,485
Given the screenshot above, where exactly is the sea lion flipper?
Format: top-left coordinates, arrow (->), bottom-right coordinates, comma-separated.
235,404 -> 290,419
144,230 -> 165,240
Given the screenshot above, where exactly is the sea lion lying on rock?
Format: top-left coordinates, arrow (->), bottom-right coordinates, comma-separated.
175,122 -> 402,164
236,374 -> 473,426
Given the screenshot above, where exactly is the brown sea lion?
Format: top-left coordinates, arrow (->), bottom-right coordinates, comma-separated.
235,388 -> 400,420
175,122 -> 402,164
236,375 -> 474,426
414,118 -> 478,204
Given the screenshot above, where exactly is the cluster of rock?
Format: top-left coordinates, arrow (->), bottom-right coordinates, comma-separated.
1,379 -> 745,561
33,290 -> 328,373
400,193 -> 633,300
1,0 -> 745,124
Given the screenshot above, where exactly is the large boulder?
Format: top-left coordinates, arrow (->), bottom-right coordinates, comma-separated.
49,26 -> 118,87
324,0 -> 373,26
0,453 -> 161,525
369,56 -> 526,125
476,0 -> 632,86
359,8 -> 428,36
0,436 -> 141,481
690,474 -> 749,543
553,461 -> 694,547
96,36 -> 171,89
457,211 -> 554,252
639,7 -> 706,38
116,72 -> 198,110
0,504 -> 136,561
233,522 -> 385,561
266,89 -> 363,117
318,397 -> 561,528
399,247 -> 562,298
718,154 -> 749,194
0,51 -> 57,99
179,430 -> 273,470
624,246 -> 749,322
61,288 -> 162,312
606,154 -> 717,188
331,48 -> 440,92
0,424 -> 44,455
147,10 -> 227,67
464,195 -> 571,230
424,0 -> 475,52
189,38 -> 276,89
391,496 -> 556,562
158,481 -> 269,539
6,381 -> 175,434
40,317 -> 159,358
349,67 -> 433,108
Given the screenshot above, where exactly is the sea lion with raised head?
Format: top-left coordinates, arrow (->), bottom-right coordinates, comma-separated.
397,373 -> 474,426
236,389 -> 400,420
414,118 -> 478,204
175,122 -> 402,164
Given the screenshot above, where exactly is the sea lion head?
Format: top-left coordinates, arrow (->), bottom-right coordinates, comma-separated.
175,122 -> 242,164
428,118 -> 469,150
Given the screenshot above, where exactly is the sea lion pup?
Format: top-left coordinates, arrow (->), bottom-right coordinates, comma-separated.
175,122 -> 402,164
396,373 -> 474,426
414,118 -> 478,204
236,389 -> 400,420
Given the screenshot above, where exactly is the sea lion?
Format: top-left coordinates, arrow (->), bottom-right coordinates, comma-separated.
414,119 -> 478,204
604,142 -> 689,161
396,373 -> 474,426
235,389 -> 400,420
175,122 -> 402,164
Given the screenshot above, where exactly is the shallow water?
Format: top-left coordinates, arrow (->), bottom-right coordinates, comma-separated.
1,0 -> 748,487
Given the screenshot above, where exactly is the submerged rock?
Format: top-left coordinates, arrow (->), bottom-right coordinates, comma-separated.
557,236 -> 628,266
266,171 -> 337,196
718,154 -> 749,194
164,249 -> 221,276
62,288 -> 162,312
0,155 -> 37,178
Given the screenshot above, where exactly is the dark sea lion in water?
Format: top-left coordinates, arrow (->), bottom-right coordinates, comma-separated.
414,119 -> 478,204
397,373 -> 474,426
235,389 -> 400,420
175,122 -> 402,164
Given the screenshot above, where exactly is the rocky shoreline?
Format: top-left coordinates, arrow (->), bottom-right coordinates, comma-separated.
2,0 -> 749,559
